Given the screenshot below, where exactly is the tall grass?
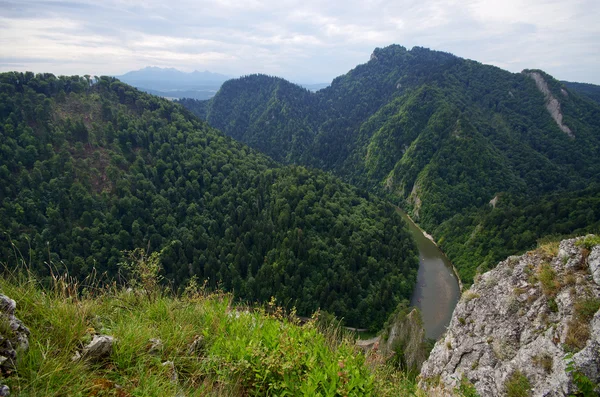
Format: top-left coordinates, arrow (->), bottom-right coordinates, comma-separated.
0,258 -> 425,396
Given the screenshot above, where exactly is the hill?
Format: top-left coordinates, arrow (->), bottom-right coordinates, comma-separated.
0,71 -> 418,330
180,45 -> 600,284
563,80 -> 600,105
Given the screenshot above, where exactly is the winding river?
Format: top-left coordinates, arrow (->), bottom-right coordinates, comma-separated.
400,211 -> 460,340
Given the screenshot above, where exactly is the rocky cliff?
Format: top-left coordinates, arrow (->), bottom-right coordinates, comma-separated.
420,236 -> 600,396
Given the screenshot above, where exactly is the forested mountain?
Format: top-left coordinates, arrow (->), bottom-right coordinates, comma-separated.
563,80 -> 600,105
0,72 -> 419,329
180,45 -> 600,284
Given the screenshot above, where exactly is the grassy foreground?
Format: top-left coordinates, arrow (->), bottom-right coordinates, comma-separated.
0,268 -> 423,396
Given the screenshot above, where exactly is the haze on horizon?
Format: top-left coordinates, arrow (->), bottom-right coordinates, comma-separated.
0,0 -> 599,85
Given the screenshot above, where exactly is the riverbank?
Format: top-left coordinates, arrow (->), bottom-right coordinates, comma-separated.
401,211 -> 464,293
397,208 -> 461,339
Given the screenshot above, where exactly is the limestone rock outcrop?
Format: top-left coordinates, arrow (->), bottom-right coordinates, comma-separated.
420,236 -> 600,396
0,294 -> 30,372
0,294 -> 30,397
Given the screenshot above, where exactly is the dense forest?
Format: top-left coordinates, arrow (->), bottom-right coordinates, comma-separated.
180,45 -> 600,284
563,80 -> 600,105
0,72 -> 420,330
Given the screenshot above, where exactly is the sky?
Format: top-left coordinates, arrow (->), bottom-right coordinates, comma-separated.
0,0 -> 599,84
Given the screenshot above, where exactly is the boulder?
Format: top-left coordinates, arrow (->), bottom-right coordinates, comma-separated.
81,335 -> 114,362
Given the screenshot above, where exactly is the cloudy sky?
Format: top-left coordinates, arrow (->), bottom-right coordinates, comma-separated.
0,0 -> 598,84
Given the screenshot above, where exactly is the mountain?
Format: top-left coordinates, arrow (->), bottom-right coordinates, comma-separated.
179,45 -> 600,284
115,67 -> 231,99
563,80 -> 600,105
0,71 -> 419,329
420,235 -> 600,396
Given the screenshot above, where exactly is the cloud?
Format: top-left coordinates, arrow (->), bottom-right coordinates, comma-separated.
0,0 -> 598,84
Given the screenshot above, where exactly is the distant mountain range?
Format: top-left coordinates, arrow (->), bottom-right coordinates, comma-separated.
114,67 -> 232,99
115,67 -> 329,99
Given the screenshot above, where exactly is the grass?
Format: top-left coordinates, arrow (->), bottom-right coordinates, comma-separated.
505,370 -> 531,397
462,290 -> 480,302
536,240 -> 560,259
565,297 -> 600,352
532,353 -> 553,374
575,235 -> 600,250
0,266 -> 429,397
537,263 -> 560,297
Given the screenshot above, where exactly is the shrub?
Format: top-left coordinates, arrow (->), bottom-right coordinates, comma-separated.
575,235 -> 600,250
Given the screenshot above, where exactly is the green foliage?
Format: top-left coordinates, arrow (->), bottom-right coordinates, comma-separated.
505,370 -> 532,397
538,263 -> 559,297
0,71 -> 418,330
0,272 -> 421,396
563,81 -> 600,105
565,353 -> 598,396
456,376 -> 480,397
575,235 -> 600,250
574,298 -> 600,321
120,248 -> 163,301
179,45 -> 600,286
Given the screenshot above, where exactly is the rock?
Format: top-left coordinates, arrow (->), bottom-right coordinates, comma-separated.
0,294 -> 30,373
148,338 -> 163,355
526,71 -> 574,138
0,385 -> 9,396
187,336 -> 205,355
0,296 -> 16,315
81,335 -> 114,361
381,307 -> 427,372
420,236 -> 600,396
161,361 -> 186,397
588,245 -> 600,285
162,360 -> 178,383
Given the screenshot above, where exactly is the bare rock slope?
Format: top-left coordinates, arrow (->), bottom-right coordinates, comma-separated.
420,236 -> 600,396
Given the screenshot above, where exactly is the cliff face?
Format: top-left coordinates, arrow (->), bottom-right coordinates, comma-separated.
420,236 -> 600,396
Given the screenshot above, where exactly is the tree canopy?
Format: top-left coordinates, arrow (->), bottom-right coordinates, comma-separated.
0,71 -> 419,329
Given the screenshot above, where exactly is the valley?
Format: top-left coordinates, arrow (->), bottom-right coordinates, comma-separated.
180,45 -> 600,287
1,44 -> 600,396
402,209 -> 460,340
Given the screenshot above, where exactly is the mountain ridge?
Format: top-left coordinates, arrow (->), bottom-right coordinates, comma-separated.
179,44 -> 600,284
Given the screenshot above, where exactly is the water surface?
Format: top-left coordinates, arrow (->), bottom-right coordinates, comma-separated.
400,211 -> 460,340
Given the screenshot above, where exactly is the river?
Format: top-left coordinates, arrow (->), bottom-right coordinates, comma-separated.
399,211 -> 460,340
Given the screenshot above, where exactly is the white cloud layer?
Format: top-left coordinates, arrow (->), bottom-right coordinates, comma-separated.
0,0 -> 598,84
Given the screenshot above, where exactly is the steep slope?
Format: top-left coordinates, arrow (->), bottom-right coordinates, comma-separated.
0,72 -> 419,329
181,45 -> 600,284
420,235 -> 600,396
